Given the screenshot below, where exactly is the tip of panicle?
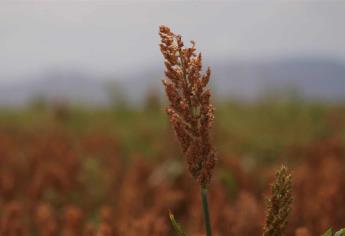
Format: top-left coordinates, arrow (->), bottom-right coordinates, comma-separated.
159,25 -> 171,33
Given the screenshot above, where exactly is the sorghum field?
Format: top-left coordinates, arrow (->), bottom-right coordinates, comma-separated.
1,99 -> 345,235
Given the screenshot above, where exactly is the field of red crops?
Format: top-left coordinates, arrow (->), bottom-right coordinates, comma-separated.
0,101 -> 344,236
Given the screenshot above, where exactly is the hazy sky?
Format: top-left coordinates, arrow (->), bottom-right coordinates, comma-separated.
1,1 -> 345,82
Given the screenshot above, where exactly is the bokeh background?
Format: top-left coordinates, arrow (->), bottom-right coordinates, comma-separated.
0,1 -> 345,236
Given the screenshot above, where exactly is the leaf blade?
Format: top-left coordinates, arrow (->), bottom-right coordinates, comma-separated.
322,228 -> 333,236
335,228 -> 345,236
169,211 -> 187,236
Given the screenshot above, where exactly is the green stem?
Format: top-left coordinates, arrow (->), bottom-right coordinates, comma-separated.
201,187 -> 213,236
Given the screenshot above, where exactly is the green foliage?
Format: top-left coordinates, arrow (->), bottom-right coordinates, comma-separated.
322,228 -> 345,236
323,228 -> 333,236
1,100 -> 344,163
169,211 -> 187,236
335,229 -> 345,236
216,101 -> 339,165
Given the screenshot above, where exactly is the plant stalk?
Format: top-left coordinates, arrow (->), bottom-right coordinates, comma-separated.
201,187 -> 213,236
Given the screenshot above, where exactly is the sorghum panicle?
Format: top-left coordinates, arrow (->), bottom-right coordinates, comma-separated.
159,25 -> 216,187
263,165 -> 293,236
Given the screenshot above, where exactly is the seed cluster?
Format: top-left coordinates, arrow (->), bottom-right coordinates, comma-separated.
159,25 -> 216,187
263,165 -> 293,236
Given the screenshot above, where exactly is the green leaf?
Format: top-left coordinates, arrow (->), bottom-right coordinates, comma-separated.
169,210 -> 187,236
335,228 -> 345,236
322,228 -> 333,236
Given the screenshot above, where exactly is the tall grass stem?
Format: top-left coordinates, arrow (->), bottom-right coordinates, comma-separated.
201,187 -> 213,236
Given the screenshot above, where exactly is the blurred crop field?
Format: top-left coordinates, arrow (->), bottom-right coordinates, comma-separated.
1,98 -> 345,236
1,2 -> 345,235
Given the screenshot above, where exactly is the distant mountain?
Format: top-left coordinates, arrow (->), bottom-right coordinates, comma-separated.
0,70 -> 108,106
0,58 -> 344,107
211,58 -> 345,101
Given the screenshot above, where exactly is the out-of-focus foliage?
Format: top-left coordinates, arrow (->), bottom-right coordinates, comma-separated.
0,100 -> 345,235
169,211 -> 187,236
322,228 -> 345,236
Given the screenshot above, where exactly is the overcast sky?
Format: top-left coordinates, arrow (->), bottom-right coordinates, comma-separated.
1,1 -> 345,82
